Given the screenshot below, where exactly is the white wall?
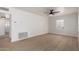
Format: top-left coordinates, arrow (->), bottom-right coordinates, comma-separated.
10,8 -> 48,42
49,13 -> 78,37
9,8 -> 78,42
0,19 -> 5,36
78,8 -> 79,37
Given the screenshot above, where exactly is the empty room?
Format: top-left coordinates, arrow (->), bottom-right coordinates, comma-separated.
0,7 -> 78,51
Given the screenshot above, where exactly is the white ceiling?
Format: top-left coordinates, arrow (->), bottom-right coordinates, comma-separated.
15,7 -> 78,16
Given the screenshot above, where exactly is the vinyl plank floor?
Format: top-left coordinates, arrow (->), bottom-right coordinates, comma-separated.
0,34 -> 78,51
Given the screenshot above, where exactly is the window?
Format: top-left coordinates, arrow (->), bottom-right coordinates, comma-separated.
56,19 -> 64,29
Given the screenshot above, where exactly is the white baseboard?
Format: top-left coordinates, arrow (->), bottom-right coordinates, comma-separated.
49,33 -> 78,38
11,32 -> 48,42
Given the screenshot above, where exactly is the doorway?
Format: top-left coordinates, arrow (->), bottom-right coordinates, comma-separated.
0,8 -> 11,39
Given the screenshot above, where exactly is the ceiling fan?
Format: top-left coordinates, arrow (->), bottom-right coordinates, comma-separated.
0,16 -> 6,19
0,14 -> 11,19
49,9 -> 60,15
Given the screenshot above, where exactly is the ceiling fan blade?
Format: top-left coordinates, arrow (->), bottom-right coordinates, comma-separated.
52,11 -> 60,13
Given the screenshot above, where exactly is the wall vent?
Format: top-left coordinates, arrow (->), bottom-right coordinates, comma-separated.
19,32 -> 28,39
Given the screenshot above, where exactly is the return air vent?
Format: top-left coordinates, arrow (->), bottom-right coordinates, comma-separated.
19,32 -> 28,39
